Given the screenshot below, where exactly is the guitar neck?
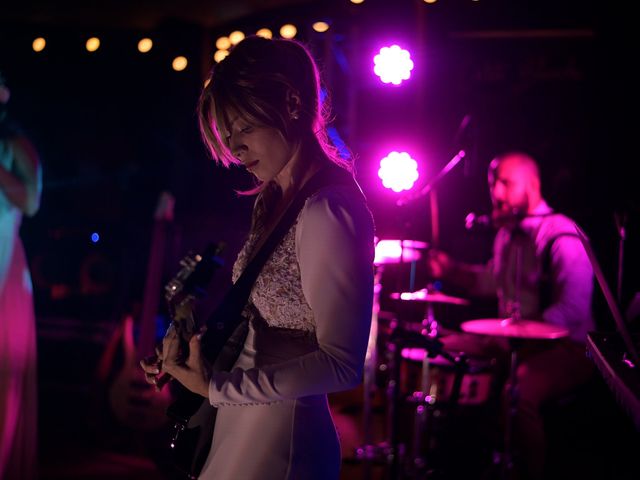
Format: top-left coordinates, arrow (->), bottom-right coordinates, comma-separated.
138,219 -> 170,359
138,191 -> 175,359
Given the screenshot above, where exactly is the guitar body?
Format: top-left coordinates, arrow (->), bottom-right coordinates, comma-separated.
165,316 -> 249,479
166,389 -> 216,479
107,314 -> 173,431
93,192 -> 176,446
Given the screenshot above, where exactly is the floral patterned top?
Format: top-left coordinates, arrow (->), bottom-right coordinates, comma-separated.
209,180 -> 375,406
232,208 -> 315,332
231,183 -> 374,334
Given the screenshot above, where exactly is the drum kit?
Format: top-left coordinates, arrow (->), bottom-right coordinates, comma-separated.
356,238 -> 570,480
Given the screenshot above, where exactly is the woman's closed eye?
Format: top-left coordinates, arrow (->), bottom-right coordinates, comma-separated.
226,125 -> 252,142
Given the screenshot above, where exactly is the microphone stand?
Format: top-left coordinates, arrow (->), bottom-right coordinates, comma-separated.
614,212 -> 627,306
396,150 -> 466,208
575,223 -> 640,365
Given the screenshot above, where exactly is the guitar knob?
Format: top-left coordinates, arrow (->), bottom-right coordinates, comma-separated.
170,422 -> 185,449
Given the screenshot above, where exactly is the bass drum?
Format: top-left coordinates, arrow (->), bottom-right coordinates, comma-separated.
399,347 -> 497,406
397,347 -> 501,478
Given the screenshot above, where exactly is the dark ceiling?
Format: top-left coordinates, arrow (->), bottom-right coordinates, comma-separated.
2,0 -> 318,29
3,0 -> 614,31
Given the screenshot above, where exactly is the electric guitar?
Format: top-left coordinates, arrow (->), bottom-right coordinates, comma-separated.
160,165 -> 353,478
158,243 -> 233,479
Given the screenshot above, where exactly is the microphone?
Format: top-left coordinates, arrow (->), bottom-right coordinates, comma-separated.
464,212 -> 491,231
396,149 -> 466,207
453,114 -> 472,146
466,209 -> 551,231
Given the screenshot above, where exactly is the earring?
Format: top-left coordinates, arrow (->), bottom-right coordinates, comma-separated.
290,112 -> 299,120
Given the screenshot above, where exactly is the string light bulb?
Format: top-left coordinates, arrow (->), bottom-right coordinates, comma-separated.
214,50 -> 230,63
86,37 -> 100,52
256,28 -> 273,39
312,22 -> 330,33
280,24 -> 297,39
32,37 -> 46,52
137,38 -> 153,53
215,36 -> 231,50
229,31 -> 245,45
172,56 -> 188,71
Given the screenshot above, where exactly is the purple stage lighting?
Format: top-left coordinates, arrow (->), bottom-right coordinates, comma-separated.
373,45 -> 414,85
378,151 -> 419,192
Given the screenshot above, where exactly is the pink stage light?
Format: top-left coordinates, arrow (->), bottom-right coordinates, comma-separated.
373,45 -> 414,85
373,239 -> 426,265
378,151 -> 419,192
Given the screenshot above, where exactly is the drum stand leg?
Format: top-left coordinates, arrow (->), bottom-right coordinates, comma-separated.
500,343 -> 520,480
405,314 -> 470,480
498,246 -> 524,479
403,306 -> 441,479
408,352 -> 433,476
489,340 -> 521,480
356,266 -> 402,478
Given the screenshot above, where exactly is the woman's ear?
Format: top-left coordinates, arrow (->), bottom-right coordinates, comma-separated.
286,89 -> 301,120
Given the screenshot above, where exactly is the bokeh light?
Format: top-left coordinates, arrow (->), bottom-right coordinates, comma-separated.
313,22 -> 330,33
256,28 -> 273,39
32,37 -> 46,52
216,36 -> 231,50
280,24 -> 297,39
229,31 -> 245,45
86,37 -> 101,52
172,56 -> 188,71
378,151 -> 420,192
214,49 -> 230,63
373,45 -> 414,85
137,38 -> 153,53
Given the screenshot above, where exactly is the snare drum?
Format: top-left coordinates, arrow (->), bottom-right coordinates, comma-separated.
400,347 -> 495,406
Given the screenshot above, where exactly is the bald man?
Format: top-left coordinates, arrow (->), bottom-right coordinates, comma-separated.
427,151 -> 595,479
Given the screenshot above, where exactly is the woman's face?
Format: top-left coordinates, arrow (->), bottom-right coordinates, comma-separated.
223,110 -> 294,184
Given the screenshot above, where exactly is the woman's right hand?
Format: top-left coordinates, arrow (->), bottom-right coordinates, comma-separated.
139,347 -> 163,389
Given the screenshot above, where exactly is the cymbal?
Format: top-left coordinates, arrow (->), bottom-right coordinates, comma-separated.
374,239 -> 428,265
390,288 -> 470,306
460,318 -> 569,340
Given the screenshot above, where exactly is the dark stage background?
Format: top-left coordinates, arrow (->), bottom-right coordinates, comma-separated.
1,0 -> 638,479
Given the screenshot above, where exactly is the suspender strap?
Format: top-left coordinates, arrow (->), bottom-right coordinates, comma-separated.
539,232 -> 581,309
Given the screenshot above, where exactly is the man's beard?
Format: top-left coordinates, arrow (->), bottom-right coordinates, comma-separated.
491,200 -> 528,229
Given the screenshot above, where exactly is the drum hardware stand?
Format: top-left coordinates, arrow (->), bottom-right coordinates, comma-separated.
354,324 -> 411,480
356,264 -> 401,479
409,336 -> 468,478
408,302 -> 440,476
393,324 -> 470,479
361,238 -> 433,479
494,235 -> 524,480
382,284 -> 472,479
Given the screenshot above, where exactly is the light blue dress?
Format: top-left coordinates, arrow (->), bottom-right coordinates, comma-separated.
0,137 -> 38,480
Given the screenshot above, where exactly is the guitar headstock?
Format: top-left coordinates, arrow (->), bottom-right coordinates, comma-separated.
154,191 -> 175,222
165,243 -> 225,339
